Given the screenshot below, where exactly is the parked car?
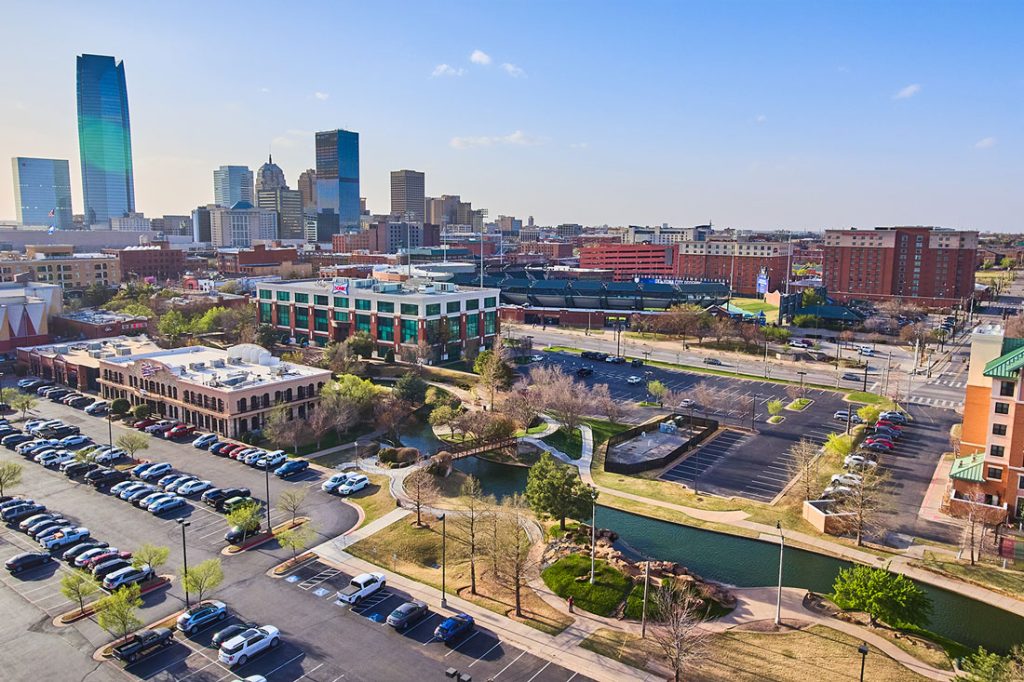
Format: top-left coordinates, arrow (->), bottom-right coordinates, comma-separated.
50,425 -> 81,439
177,600 -> 228,635
203,487 -> 248,506
132,419 -> 157,431
843,454 -> 878,470
2,503 -> 46,523
630,358 -> 644,367
139,463 -> 173,481
863,441 -> 894,452
337,572 -> 386,605
3,434 -> 32,448
210,442 -> 235,456
103,564 -> 153,590
177,479 -> 212,496
165,477 -> 198,493
212,621 -> 258,647
274,460 -> 308,478
18,512 -> 59,531
111,627 -> 174,663
832,410 -> 863,423
37,451 -> 74,469
220,496 -> 256,514
225,523 -> 262,545
149,496 -> 186,514
218,625 -> 280,668
93,558 -> 133,580
193,433 -> 218,449
136,492 -> 171,509
64,461 -> 99,478
321,473 -> 352,493
82,549 -> 132,570
5,551 -> 51,574
575,368 -> 593,378
386,600 -> 429,630
63,541 -> 108,563
879,411 -> 908,425
94,448 -> 126,464
255,452 -> 286,469
433,613 -> 475,643
40,527 -> 90,550
76,546 -> 121,568
164,424 -> 195,440
88,468 -> 130,487
84,401 -> 108,415
25,517 -> 68,538
626,376 -> 643,385
337,474 -> 369,496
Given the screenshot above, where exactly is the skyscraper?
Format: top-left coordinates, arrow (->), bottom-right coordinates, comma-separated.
255,155 -> 287,191
10,157 -> 73,229
390,169 -> 425,223
76,54 -> 135,226
315,129 -> 360,231
213,165 -> 254,207
256,188 -> 304,240
297,169 -> 316,211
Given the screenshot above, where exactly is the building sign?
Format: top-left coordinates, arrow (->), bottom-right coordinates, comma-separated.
331,278 -> 349,295
756,273 -> 770,295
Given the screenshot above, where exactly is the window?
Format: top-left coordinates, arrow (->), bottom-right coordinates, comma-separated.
448,317 -> 461,338
259,302 -> 272,324
276,307 -> 290,326
484,311 -> 497,335
333,311 -> 349,322
294,293 -> 309,304
484,297 -> 497,308
426,304 -> 441,317
993,424 -> 1008,436
401,318 -> 418,344
466,314 -> 479,336
377,318 -> 394,341
1000,381 -> 1015,397
995,402 -> 1010,415
1018,475 -> 1024,491
447,301 -> 461,314
466,299 -> 479,311
355,314 -> 371,333
334,296 -> 349,308
259,290 -> 271,299
355,299 -> 371,311
314,295 -> 328,306
377,301 -> 395,313
314,308 -> 329,332
401,303 -> 419,316
276,291 -> 290,302
295,307 -> 310,329
991,445 -> 1005,457
987,466 -> 1003,480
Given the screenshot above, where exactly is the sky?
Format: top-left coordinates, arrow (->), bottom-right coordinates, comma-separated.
1,0 -> 1022,231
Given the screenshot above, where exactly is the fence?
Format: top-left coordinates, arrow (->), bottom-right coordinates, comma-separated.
604,414 -> 720,475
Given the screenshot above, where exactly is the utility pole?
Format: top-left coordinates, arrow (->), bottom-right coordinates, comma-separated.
640,560 -> 650,638
883,350 -> 893,396
775,521 -> 784,626
750,394 -> 757,430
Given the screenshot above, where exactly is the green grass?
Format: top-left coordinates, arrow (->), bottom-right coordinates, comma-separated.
541,554 -> 633,617
730,297 -> 779,315
786,398 -> 812,411
514,423 -> 549,437
541,417 -> 631,460
623,582 -> 655,620
844,391 -> 896,411
767,415 -> 785,424
914,551 -> 1024,601
296,423 -> 376,456
899,624 -> 972,662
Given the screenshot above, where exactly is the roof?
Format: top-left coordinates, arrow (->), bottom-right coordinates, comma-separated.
797,305 -> 865,322
949,453 -> 986,483
983,344 -> 1024,380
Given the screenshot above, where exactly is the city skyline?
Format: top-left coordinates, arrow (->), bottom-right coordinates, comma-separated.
0,1 -> 1020,230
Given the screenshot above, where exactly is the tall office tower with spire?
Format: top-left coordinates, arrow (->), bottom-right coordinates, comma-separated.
76,54 -> 135,226
297,169 -> 317,211
390,169 -> 425,223
11,157 -> 73,229
213,165 -> 254,207
255,155 -> 287,191
315,129 -> 360,235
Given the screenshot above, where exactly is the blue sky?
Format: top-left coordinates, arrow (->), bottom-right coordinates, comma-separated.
1,0 -> 1021,230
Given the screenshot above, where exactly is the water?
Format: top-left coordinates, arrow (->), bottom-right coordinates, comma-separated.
399,416 -> 445,454
456,457 -> 1024,653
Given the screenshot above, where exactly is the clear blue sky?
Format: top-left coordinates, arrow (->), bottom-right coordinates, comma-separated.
1,0 -> 1021,230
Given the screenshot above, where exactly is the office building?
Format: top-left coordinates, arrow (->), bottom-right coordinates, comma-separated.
498,215 -> 522,237
390,170 -> 425,223
315,129 -> 360,231
17,336 -> 161,393
192,205 -> 214,242
10,157 -> 73,229
109,212 -> 151,232
217,244 -> 313,278
213,165 -> 254,207
255,155 -> 287,191
209,202 -> 278,247
77,54 -> 135,226
151,215 -> 191,236
297,169 -> 317,211
822,226 -> 979,307
51,309 -> 151,339
625,225 -> 711,245
256,187 -> 304,240
0,245 -> 120,287
111,242 -> 187,281
330,221 -> 440,254
98,343 -> 331,438
256,277 -> 500,361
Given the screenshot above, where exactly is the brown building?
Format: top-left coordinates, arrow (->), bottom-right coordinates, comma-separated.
331,222 -> 440,254
51,308 -> 151,340
109,242 -> 186,281
18,335 -> 162,393
822,226 -> 978,307
520,242 -> 574,260
217,244 -> 313,278
0,245 -> 120,287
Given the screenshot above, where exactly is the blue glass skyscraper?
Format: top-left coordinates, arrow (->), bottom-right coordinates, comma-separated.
10,157 -> 73,229
315,129 -> 360,231
76,54 -> 135,226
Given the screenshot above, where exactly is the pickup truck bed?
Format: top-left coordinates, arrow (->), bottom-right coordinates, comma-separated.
111,628 -> 174,663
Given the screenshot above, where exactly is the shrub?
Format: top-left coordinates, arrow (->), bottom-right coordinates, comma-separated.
378,447 -> 421,466
425,452 -> 453,477
384,349 -> 395,364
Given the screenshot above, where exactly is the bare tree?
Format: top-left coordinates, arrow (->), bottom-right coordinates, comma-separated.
785,383 -> 803,401
650,582 -> 713,682
404,468 -> 439,526
448,476 -> 495,595
786,439 -> 821,501
690,383 -> 719,421
949,423 -> 963,458
834,467 -> 891,546
591,383 -> 628,424
374,394 -> 411,442
276,488 -> 307,525
528,365 -> 591,435
498,384 -> 538,430
957,485 -> 1007,565
307,405 -> 333,450
490,493 -> 538,617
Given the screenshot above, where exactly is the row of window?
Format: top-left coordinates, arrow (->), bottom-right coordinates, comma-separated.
262,303 -> 497,340
260,289 -> 496,315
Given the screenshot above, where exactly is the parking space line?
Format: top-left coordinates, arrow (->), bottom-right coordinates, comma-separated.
129,650 -> 197,677
444,630 -> 481,656
526,661 -> 552,682
467,640 -> 503,667
176,658 -> 219,681
491,651 -> 526,678
298,662 -> 325,679
258,653 -> 304,678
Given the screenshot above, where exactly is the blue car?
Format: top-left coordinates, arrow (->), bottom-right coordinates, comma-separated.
434,613 -> 474,643
210,442 -> 234,455
130,462 -> 154,477
274,460 -> 309,478
192,434 -> 218,449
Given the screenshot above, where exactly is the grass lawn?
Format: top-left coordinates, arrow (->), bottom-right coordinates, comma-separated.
348,520 -> 573,635
786,398 -> 812,411
541,417 -> 631,460
844,391 -> 895,409
767,415 -> 785,424
541,554 -> 633,617
344,473 -> 394,527
730,297 -> 780,315
580,628 -> 660,672
296,423 -> 376,457
913,550 -> 1024,601
514,422 -> 549,437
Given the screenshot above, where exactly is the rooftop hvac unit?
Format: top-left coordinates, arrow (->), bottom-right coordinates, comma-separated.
87,342 -> 102,351
189,362 -> 206,370
211,359 -> 225,368
418,285 -> 436,294
89,351 -> 102,359
227,356 -> 242,364
115,347 -> 131,356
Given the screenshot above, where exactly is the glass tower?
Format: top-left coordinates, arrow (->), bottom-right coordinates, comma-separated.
213,165 -> 254,207
76,54 -> 135,226
10,157 -> 73,229
315,129 -> 360,230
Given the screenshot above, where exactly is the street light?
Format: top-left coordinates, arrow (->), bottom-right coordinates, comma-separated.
858,641 -> 869,681
796,371 -> 807,396
264,460 -> 272,531
588,485 -> 598,585
177,519 -> 191,608
436,512 -> 448,609
775,521 -> 784,626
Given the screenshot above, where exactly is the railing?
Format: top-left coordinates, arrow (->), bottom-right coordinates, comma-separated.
436,436 -> 519,460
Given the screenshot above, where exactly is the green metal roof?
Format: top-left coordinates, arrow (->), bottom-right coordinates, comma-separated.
949,453 -> 986,483
983,344 -> 1024,380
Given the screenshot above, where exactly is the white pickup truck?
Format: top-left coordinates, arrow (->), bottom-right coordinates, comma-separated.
337,572 -> 386,605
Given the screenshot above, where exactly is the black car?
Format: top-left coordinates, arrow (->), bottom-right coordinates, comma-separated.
50,425 -> 80,438
64,461 -> 99,478
5,552 -> 51,574
2,434 -> 31,448
386,600 -> 429,630
205,487 -> 251,509
224,524 -> 262,545
86,468 -> 129,487
630,358 -> 644,367
211,621 -> 258,647
576,367 -> 593,377
63,540 -> 109,563
93,559 -> 131,580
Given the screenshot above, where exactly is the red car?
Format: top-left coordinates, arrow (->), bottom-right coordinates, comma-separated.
875,420 -> 903,431
864,438 -> 895,450
83,550 -> 132,569
134,419 -> 156,431
221,444 -> 244,458
165,425 -> 195,439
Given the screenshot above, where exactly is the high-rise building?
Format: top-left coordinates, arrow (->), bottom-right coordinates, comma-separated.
822,226 -> 979,306
256,188 -> 304,240
109,213 -> 151,232
151,214 -> 191,236
315,129 -> 360,231
297,169 -> 317,211
10,158 -> 73,229
209,201 -> 278,247
76,54 -> 135,226
498,215 -> 522,237
191,205 -> 214,242
213,166 -> 254,207
390,170 -> 425,223
255,155 -> 287,192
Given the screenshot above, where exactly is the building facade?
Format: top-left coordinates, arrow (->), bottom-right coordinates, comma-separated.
111,242 -> 186,280
0,282 -> 61,351
76,54 -> 135,226
209,202 -> 278,247
109,212 -> 151,232
315,129 -> 360,230
0,245 -> 120,287
11,157 -> 73,229
255,155 -> 286,191
217,244 -> 312,278
624,225 -> 711,245
17,336 -> 161,393
256,187 -> 304,240
390,170 -> 425,223
98,343 -> 332,438
297,169 -> 316,211
256,278 -> 500,361
213,165 -> 254,207
51,309 -> 150,339
822,226 -> 978,306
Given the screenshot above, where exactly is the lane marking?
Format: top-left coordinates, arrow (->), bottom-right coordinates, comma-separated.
491,651 -> 527,679
444,630 -> 481,656
526,661 -> 552,682
468,640 -> 503,667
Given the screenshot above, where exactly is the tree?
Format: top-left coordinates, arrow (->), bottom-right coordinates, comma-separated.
786,439 -> 821,501
525,452 -> 594,530
767,399 -> 784,418
157,309 -> 192,344
650,582 -> 712,682
276,522 -> 318,562
180,558 -> 224,604
824,432 -> 855,459
131,544 -> 169,573
497,386 -> 537,430
130,404 -> 152,420
528,365 -> 591,436
11,393 -> 36,420
956,485 -> 1008,565
449,476 -> 494,596
322,374 -> 381,417
226,502 -> 263,534
491,493 -> 538,617
710,317 -> 734,344
691,383 -> 720,421
831,565 -> 932,628
256,324 -> 279,350
0,460 -> 23,497
591,383 -> 628,424
474,349 -> 514,409
428,404 -> 460,438
404,468 -> 439,526
96,584 -> 143,643
317,391 -> 361,442
345,331 -> 374,359
61,569 -> 99,615
1000,256 -> 1015,271
960,645 -> 1024,682
276,488 -> 307,525
857,404 -> 882,424
118,302 -> 155,318
801,289 -> 824,307
394,373 -> 428,404
374,394 -> 411,442
647,380 -> 669,406
833,467 -> 890,546
263,405 -> 302,453
109,398 -> 130,416
306,405 -> 334,450
116,432 -> 150,461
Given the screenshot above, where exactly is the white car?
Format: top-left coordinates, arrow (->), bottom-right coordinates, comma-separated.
242,451 -> 265,466
843,455 -> 878,470
177,479 -> 212,496
677,399 -> 696,409
149,496 -> 186,514
76,546 -> 120,568
37,451 -> 74,468
830,473 -> 862,487
337,474 -> 369,495
103,564 -> 153,590
626,376 -> 643,385
256,452 -> 286,469
40,526 -> 90,550
95,448 -> 127,464
530,355 -> 544,362
218,625 -> 281,668
84,401 -> 108,415
321,473 -> 352,494
165,477 -> 198,493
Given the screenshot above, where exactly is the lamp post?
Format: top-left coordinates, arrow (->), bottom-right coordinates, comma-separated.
107,411 -> 113,448
796,371 -> 807,396
750,394 -> 757,430
437,512 -> 448,608
589,486 -> 597,585
858,642 -> 869,681
775,521 -> 784,626
177,519 -> 191,608
264,461 -> 272,531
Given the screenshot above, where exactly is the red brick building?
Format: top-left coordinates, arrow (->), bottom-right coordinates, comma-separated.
519,242 -> 574,260
217,244 -> 313,278
822,226 -> 978,306
578,244 -> 678,281
108,243 -> 186,281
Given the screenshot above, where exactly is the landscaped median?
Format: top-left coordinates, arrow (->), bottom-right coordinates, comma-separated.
222,516 -> 311,555
55,574 -> 173,625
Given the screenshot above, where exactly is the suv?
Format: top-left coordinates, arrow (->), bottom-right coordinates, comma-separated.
102,564 -> 154,590
576,367 -> 593,378
177,600 -> 227,635
218,625 -> 280,668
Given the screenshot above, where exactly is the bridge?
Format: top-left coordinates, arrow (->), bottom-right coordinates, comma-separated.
435,436 -> 520,460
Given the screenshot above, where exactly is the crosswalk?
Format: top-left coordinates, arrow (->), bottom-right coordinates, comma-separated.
928,379 -> 966,389
907,396 -> 961,409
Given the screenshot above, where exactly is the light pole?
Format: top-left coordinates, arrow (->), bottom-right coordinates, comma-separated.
589,486 -> 597,585
437,512 -> 448,608
106,411 -> 113,448
796,371 -> 807,396
264,462 -> 272,531
858,642 -> 869,681
862,362 -> 870,393
775,521 -> 784,626
750,394 -> 757,430
177,519 -> 191,608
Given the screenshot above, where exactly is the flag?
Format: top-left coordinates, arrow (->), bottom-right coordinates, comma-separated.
47,226 -> 56,235
141,362 -> 157,378
48,208 -> 55,218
